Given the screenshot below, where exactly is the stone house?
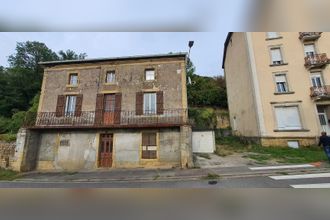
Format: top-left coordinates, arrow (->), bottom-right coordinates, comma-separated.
11,53 -> 193,171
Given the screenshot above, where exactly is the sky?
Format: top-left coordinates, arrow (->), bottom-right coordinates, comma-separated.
0,32 -> 227,76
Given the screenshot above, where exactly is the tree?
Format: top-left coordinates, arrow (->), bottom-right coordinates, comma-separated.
58,49 -> 87,60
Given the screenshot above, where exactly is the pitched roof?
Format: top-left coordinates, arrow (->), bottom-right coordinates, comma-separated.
39,52 -> 187,67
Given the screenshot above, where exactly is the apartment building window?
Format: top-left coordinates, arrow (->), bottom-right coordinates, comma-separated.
274,106 -> 302,130
304,44 -> 316,57
68,73 -> 78,86
270,48 -> 283,65
267,32 -> 279,39
145,69 -> 155,81
275,74 -> 288,93
311,72 -> 323,87
143,93 -> 157,115
65,95 -> 77,116
105,71 -> 116,83
141,132 -> 157,159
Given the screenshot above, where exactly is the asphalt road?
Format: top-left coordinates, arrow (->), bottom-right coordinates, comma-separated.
1,175 -> 330,188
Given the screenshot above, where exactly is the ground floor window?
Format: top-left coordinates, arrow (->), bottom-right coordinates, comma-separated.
274,106 -> 302,130
141,132 -> 157,159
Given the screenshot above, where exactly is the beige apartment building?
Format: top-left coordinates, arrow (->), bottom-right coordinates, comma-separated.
223,32 -> 330,147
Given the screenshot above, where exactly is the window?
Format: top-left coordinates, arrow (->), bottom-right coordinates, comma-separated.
68,73 -> 78,86
275,74 -> 288,93
143,93 -> 156,115
267,32 -> 279,39
304,44 -> 316,57
145,69 -> 155,81
274,106 -> 302,130
65,95 -> 77,116
270,48 -> 283,65
142,133 -> 157,159
106,71 -> 116,83
311,73 -> 323,87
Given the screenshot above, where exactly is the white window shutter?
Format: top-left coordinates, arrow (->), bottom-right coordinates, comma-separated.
275,106 -> 302,130
271,49 -> 282,62
275,75 -> 286,83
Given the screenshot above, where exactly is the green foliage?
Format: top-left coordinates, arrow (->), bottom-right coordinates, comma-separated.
189,108 -> 217,129
0,41 -> 86,135
0,168 -> 19,181
187,59 -> 227,108
0,133 -> 17,142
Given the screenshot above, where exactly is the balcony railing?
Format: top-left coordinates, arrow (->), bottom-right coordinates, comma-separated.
310,86 -> 330,100
299,32 -> 322,42
23,109 -> 188,128
304,53 -> 329,69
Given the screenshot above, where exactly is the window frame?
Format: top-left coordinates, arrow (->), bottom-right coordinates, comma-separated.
141,132 -> 158,160
266,32 -> 281,40
269,47 -> 284,65
65,95 -> 77,116
304,43 -> 317,57
145,69 -> 155,81
143,92 -> 157,115
105,70 -> 116,84
274,73 -> 289,93
310,72 -> 324,87
68,73 -> 79,87
273,104 -> 305,131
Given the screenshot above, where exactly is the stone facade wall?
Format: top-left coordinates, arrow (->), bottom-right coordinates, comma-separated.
40,57 -> 187,113
261,137 -> 318,147
0,141 -> 15,168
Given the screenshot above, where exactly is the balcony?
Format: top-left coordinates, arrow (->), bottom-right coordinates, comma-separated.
304,53 -> 329,69
299,32 -> 322,42
23,109 -> 188,129
310,86 -> 330,100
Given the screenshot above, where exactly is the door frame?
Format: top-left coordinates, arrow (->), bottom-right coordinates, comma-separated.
98,133 -> 114,168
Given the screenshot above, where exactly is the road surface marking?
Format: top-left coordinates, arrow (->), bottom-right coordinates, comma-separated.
270,173 -> 330,180
291,183 -> 330,188
249,164 -> 314,171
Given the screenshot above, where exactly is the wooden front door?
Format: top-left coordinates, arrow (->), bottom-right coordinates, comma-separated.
103,94 -> 116,125
99,134 -> 113,168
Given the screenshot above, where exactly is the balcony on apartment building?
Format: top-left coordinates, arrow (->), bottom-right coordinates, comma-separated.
23,109 -> 188,129
299,32 -> 322,42
310,86 -> 330,100
305,53 -> 329,70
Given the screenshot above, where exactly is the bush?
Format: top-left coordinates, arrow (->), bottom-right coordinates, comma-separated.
0,116 -> 11,133
189,108 -> 217,129
0,133 -> 17,142
6,111 -> 26,133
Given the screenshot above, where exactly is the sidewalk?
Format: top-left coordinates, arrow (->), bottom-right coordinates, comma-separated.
14,162 -> 330,183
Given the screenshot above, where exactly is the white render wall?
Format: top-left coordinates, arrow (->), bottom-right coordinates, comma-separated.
192,131 -> 215,153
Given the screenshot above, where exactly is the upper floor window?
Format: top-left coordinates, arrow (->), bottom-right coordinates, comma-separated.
68,73 -> 78,86
143,92 -> 156,115
274,74 -> 288,93
304,44 -> 316,57
310,72 -> 323,87
270,47 -> 283,65
65,95 -> 77,116
145,69 -> 155,81
106,71 -> 116,83
267,32 -> 279,39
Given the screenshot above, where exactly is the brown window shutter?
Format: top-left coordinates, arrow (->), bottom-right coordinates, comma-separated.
156,91 -> 164,115
114,93 -> 122,124
55,95 -> 65,117
142,133 -> 149,146
136,92 -> 143,115
94,94 -> 104,125
75,94 -> 83,117
149,133 -> 157,146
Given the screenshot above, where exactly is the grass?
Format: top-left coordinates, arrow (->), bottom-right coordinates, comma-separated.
202,173 -> 220,180
215,136 -> 327,164
0,168 -> 19,181
0,133 -> 17,142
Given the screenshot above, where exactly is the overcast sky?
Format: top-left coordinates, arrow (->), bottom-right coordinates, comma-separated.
0,32 -> 227,76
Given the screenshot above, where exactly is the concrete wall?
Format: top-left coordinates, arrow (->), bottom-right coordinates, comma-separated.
33,128 -> 187,171
192,131 -> 215,153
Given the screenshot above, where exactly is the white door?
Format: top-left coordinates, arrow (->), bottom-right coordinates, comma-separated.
311,73 -> 323,87
304,44 -> 316,57
318,112 -> 330,134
